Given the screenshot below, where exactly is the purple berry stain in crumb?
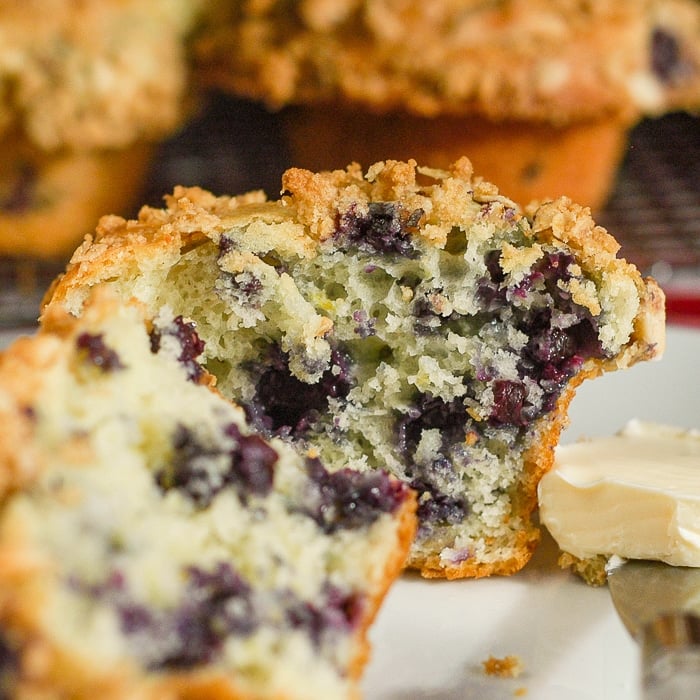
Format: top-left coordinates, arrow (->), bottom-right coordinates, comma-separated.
336,202 -> 423,258
305,457 -> 409,533
149,316 -> 205,382
286,583 -> 363,648
395,395 -> 470,526
75,563 -> 257,669
247,345 -> 352,437
476,249 -> 605,426
76,333 -> 125,372
156,422 -> 277,508
73,564 -> 363,670
353,309 -> 376,337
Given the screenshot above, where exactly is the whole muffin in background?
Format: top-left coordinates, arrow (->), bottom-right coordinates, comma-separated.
0,0 -> 205,260
194,0 -> 700,209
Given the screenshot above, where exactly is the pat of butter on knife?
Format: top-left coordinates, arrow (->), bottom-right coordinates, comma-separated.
538,419 -> 700,567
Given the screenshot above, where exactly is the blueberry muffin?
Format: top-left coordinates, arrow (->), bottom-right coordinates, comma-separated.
0,137 -> 154,260
0,290 -> 416,698
44,158 -> 665,578
194,0 -> 700,208
0,0 -> 204,259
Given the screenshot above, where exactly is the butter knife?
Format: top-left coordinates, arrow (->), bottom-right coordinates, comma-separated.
608,559 -> 700,699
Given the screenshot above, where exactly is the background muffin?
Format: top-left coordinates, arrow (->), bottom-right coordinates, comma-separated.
194,0 -> 700,209
0,0 -> 204,259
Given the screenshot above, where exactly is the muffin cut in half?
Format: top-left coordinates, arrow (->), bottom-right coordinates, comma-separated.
0,291 -> 415,699
44,158 -> 666,578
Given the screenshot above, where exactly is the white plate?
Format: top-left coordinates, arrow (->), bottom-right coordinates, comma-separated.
1,324 -> 697,699
363,324 -> 700,700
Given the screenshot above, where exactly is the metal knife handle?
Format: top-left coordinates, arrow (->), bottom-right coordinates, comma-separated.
642,613 -> 700,700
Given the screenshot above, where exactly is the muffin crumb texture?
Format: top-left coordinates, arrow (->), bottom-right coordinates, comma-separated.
0,292 -> 415,698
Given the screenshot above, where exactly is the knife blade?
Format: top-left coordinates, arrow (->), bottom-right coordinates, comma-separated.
608,558 -> 700,699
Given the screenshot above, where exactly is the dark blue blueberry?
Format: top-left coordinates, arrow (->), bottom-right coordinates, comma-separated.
132,566 -> 253,669
396,394 -> 468,456
224,423 -> 277,497
72,565 -> 366,671
409,479 -> 468,527
247,345 -> 352,437
72,563 -> 257,671
474,249 -> 607,427
524,250 -> 576,298
156,563 -> 256,669
156,425 -> 222,507
71,562 -> 366,672
149,316 -> 205,383
394,396 -> 472,525
322,583 -> 363,631
526,323 -> 576,366
489,380 -> 528,426
76,333 -> 125,372
336,202 -> 423,258
157,423 -> 278,508
305,458 -> 409,533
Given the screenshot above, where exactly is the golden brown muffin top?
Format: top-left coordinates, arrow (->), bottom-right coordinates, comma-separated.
196,0 -> 700,124
0,0 -> 203,150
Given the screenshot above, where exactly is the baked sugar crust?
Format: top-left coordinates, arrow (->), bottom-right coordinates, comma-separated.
195,0 -> 700,123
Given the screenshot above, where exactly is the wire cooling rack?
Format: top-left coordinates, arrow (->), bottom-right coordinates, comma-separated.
598,112 -> 700,273
1,97 -> 698,329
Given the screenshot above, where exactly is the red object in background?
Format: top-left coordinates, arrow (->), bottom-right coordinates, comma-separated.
665,291 -> 700,327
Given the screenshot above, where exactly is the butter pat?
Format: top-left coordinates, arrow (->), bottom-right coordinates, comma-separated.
538,420 -> 700,567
